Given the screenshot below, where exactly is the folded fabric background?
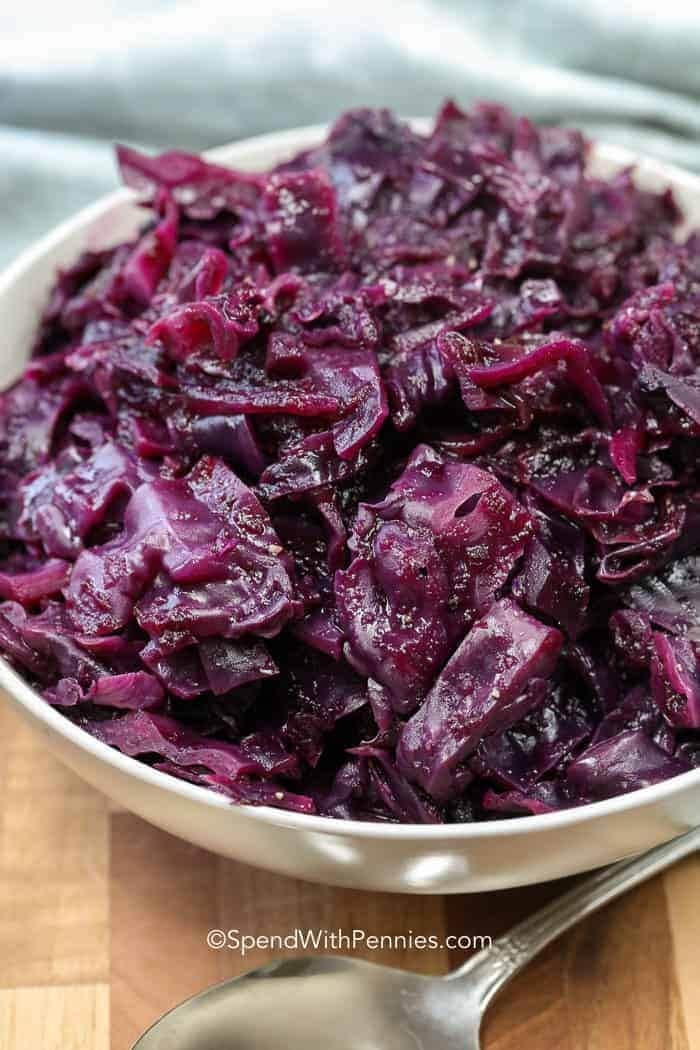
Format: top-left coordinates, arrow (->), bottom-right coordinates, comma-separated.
1,0 -> 699,265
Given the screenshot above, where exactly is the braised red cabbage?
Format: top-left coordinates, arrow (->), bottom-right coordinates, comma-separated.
1,101 -> 698,822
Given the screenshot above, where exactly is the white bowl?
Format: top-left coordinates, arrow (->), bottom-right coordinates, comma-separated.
2,123 -> 700,894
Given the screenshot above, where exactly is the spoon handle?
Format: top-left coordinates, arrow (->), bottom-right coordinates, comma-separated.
448,825 -> 700,1008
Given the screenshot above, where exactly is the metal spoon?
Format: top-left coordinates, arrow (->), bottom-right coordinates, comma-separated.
135,827 -> 700,1050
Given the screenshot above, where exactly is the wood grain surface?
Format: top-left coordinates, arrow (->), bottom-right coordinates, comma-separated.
0,696 -> 697,1050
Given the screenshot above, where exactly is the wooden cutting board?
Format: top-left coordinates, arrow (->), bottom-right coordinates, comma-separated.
0,694 -> 698,1050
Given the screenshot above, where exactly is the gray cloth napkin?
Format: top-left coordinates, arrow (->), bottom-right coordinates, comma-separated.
2,0 -> 700,265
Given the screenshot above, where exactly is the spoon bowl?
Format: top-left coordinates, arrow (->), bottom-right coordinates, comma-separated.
135,956 -> 483,1050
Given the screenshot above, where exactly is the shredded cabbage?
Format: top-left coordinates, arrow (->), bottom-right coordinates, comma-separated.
1,101 -> 698,822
